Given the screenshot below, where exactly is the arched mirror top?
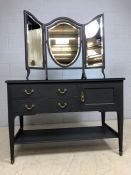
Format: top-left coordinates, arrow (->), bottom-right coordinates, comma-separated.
47,19 -> 81,67
24,10 -> 43,26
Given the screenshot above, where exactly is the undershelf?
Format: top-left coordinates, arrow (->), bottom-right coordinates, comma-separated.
14,126 -> 118,144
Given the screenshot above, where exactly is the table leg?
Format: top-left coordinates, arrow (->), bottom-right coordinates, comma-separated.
117,110 -> 123,156
19,115 -> 23,131
8,114 -> 15,164
101,112 -> 105,126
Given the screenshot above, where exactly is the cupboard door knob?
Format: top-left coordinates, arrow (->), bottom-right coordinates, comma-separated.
25,104 -> 35,111
24,89 -> 34,95
58,102 -> 67,109
57,88 -> 67,95
81,91 -> 85,103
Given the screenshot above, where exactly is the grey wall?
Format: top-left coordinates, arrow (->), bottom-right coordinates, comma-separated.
0,0 -> 131,126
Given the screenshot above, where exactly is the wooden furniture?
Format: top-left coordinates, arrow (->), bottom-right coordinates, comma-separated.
5,11 -> 125,164
6,78 -> 124,164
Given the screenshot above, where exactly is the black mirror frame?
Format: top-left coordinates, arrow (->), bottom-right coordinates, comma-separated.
46,18 -> 82,69
24,10 -> 45,79
84,14 -> 105,78
24,10 -> 105,80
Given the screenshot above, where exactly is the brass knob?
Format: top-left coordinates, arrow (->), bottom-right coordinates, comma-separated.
58,102 -> 67,109
81,91 -> 85,103
57,88 -> 67,95
24,89 -> 34,95
25,104 -> 35,111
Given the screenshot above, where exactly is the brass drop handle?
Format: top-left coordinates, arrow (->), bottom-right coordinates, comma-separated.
25,104 -> 35,111
57,88 -> 67,95
24,89 -> 34,95
81,91 -> 85,103
58,102 -> 67,109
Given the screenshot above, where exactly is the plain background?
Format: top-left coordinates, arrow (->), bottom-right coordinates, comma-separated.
0,0 -> 131,126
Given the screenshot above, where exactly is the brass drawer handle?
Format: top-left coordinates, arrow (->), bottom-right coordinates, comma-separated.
25,104 -> 35,111
57,88 -> 67,95
58,102 -> 67,109
81,91 -> 85,103
24,89 -> 34,95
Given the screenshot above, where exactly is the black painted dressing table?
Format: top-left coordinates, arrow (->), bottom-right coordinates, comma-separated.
6,11 -> 125,164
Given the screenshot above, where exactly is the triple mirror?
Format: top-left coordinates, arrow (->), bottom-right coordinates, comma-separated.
24,11 -> 105,79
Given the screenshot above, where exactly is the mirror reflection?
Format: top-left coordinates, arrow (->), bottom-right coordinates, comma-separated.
27,15 -> 43,68
48,22 -> 80,67
85,16 -> 104,67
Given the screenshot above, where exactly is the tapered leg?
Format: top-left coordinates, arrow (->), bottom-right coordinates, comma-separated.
19,115 -> 23,131
8,114 -> 15,164
101,112 -> 105,126
117,110 -> 123,156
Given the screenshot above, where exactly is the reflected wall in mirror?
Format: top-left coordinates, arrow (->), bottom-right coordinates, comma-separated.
48,22 -> 80,67
25,13 -> 43,68
85,15 -> 104,68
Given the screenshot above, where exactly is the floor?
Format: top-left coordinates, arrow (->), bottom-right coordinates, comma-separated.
0,120 -> 131,175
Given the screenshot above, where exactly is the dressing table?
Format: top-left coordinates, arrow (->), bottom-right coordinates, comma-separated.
6,11 -> 125,164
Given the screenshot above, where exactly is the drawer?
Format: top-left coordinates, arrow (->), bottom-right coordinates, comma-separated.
12,97 -> 80,114
10,84 -> 79,99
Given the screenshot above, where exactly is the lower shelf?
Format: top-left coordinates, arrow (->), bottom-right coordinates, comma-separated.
14,126 -> 118,144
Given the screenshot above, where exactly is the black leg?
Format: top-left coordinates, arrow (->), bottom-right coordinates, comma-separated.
26,69 -> 30,80
8,114 -> 15,164
101,112 -> 105,126
19,115 -> 23,131
117,110 -> 123,156
102,68 -> 105,78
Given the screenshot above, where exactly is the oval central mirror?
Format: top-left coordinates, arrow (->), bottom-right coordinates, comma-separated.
48,22 -> 80,67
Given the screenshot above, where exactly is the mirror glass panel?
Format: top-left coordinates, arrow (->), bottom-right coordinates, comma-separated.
85,16 -> 104,67
26,15 -> 43,68
48,22 -> 80,67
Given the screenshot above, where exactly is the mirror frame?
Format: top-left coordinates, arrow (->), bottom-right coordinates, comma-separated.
23,11 -> 105,80
84,14 -> 105,76
46,18 -> 82,68
24,10 -> 45,78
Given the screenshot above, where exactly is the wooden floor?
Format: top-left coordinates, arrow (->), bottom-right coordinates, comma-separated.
0,120 -> 131,175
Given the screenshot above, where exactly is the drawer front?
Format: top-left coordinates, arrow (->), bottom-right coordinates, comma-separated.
10,84 -> 78,99
12,97 -> 80,114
